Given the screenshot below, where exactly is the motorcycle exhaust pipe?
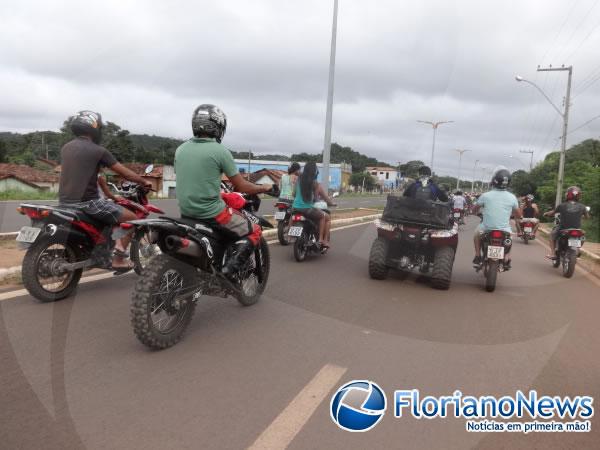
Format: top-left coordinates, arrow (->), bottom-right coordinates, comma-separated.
165,235 -> 202,258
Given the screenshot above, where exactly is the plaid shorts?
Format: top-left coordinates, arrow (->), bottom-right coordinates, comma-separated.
62,199 -> 123,225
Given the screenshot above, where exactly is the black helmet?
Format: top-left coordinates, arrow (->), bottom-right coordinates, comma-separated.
192,104 -> 227,142
455,190 -> 463,196
491,168 -> 511,189
418,165 -> 432,177
288,162 -> 301,174
70,110 -> 103,144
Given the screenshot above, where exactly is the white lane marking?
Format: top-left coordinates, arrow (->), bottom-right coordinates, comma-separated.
248,364 -> 347,450
0,221 -> 375,302
0,271 -> 134,302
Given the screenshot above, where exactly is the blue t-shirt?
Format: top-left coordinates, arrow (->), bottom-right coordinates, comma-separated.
476,190 -> 519,232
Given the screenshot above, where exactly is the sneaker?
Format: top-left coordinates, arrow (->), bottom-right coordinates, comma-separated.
472,256 -> 482,268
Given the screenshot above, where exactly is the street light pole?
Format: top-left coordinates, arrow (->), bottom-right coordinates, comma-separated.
454,149 -> 471,190
321,0 -> 338,193
471,159 -> 479,192
516,66 -> 572,207
519,149 -> 534,171
417,120 -> 454,173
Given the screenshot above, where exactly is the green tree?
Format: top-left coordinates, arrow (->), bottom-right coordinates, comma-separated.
399,160 -> 425,178
511,170 -> 536,196
349,172 -> 376,190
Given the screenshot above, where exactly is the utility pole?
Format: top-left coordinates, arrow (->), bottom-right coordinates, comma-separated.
321,0 -> 338,193
247,150 -> 252,178
471,159 -> 479,192
535,65 -> 572,207
417,120 -> 454,172
454,149 -> 471,190
520,149 -> 534,171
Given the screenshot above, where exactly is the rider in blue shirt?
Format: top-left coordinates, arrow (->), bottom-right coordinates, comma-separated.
472,168 -> 521,269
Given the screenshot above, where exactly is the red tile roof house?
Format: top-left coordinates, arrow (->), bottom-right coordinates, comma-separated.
0,163 -> 60,192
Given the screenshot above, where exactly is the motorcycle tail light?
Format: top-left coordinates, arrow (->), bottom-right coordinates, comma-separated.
120,223 -> 134,229
293,214 -> 304,221
20,207 -> 50,219
569,229 -> 583,237
490,230 -> 504,239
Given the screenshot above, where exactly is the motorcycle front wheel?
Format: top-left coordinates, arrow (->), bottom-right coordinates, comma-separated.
130,231 -> 161,275
130,254 -> 197,349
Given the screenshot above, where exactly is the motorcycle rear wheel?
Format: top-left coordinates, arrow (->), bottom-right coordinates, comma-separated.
562,249 -> 577,278
233,237 -> 270,306
22,236 -> 82,302
485,260 -> 499,292
277,220 -> 291,246
293,233 -> 308,262
130,254 -> 197,349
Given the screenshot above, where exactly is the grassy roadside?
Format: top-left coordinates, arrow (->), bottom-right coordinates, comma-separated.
0,189 -> 58,201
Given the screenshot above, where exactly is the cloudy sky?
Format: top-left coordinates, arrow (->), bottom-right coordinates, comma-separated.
1,0 -> 600,177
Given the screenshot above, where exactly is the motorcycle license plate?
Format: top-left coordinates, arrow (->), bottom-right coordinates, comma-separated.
487,245 -> 504,260
524,227 -> 532,233
568,238 -> 581,248
288,226 -> 303,237
16,226 -> 41,243
274,211 -> 286,220
454,212 -> 461,218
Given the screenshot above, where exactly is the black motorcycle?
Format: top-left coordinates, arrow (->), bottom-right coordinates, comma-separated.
127,187 -> 278,349
288,204 -> 334,262
274,199 -> 293,245
476,229 -> 512,292
552,228 -> 585,278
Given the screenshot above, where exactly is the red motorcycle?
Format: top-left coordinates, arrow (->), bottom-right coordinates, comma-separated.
519,219 -> 537,244
17,166 -> 163,302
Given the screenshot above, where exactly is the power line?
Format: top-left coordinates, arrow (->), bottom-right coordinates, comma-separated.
539,1 -> 579,65
563,16 -> 600,62
567,113 -> 600,135
555,0 -> 600,63
573,70 -> 600,98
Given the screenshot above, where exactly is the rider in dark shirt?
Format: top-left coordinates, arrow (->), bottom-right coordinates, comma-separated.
543,186 -> 590,259
403,166 -> 449,202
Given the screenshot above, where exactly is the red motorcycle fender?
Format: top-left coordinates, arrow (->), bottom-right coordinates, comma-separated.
117,199 -> 149,217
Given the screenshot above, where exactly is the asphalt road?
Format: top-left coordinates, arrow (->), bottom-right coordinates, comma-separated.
1,217 -> 599,449
0,195 -> 386,233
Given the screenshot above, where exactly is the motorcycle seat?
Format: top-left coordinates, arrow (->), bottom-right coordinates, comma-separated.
51,206 -> 108,230
162,216 -> 221,240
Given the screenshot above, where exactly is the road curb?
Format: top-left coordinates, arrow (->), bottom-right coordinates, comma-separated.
0,232 -> 18,240
0,214 -> 381,282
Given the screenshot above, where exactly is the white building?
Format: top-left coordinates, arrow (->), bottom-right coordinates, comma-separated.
366,166 -> 401,188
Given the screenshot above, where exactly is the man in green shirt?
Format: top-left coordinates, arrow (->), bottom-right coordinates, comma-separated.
175,104 -> 271,277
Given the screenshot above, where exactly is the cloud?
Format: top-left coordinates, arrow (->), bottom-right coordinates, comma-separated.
1,0 -> 599,177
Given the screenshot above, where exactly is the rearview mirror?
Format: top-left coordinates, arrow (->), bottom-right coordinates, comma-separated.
144,164 -> 154,174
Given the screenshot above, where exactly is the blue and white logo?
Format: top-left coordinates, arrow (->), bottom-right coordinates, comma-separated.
330,380 -> 387,432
